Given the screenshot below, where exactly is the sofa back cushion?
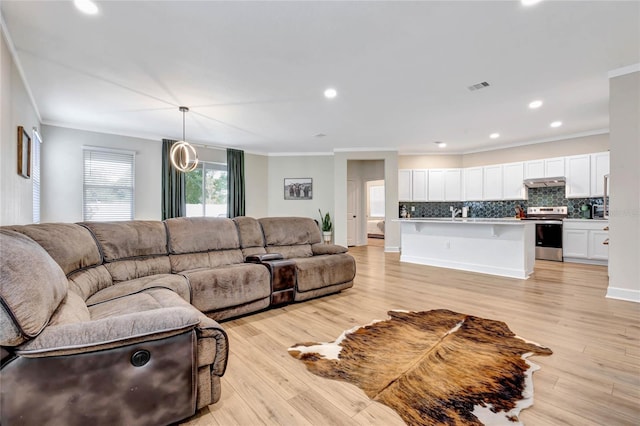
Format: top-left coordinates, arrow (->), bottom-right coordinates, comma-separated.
233,216 -> 267,257
165,217 -> 244,273
4,223 -> 102,276
259,217 -> 321,259
0,230 -> 68,346
82,221 -> 171,283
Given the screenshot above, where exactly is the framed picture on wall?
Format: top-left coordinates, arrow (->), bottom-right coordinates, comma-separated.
17,126 -> 31,179
284,178 -> 313,200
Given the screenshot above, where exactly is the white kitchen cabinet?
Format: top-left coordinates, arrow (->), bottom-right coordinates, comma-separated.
412,169 -> 428,201
502,162 -> 526,200
463,167 -> 483,201
398,169 -> 412,201
563,220 -> 608,265
565,154 -> 591,198
444,169 -> 462,201
524,157 -> 565,178
427,169 -> 444,201
482,165 -> 503,200
590,151 -> 610,197
545,157 -> 565,177
427,169 -> 462,201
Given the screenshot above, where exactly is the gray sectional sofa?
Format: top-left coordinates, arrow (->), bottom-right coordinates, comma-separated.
0,216 -> 355,425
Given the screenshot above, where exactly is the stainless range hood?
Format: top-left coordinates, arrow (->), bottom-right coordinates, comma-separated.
523,177 -> 566,188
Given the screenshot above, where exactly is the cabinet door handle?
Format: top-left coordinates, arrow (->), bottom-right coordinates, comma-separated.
603,238 -> 609,245
603,226 -> 609,231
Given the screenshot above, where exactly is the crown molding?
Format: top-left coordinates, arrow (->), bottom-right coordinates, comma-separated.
608,63 -> 640,79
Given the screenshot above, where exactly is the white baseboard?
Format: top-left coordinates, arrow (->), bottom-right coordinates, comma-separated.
606,287 -> 640,303
384,246 -> 400,253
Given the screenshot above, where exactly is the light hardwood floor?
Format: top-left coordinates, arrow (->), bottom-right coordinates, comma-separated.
184,245 -> 640,426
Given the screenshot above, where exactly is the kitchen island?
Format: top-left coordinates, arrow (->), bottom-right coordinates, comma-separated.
396,218 -> 535,279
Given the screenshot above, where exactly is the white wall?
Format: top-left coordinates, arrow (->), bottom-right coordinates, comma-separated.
607,68 -> 640,303
267,155 -> 334,221
398,133 -> 609,170
245,153 -> 268,218
0,32 -> 40,225
41,125 -> 162,222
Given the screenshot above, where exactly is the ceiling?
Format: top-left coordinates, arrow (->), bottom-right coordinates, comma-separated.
2,1 -> 638,155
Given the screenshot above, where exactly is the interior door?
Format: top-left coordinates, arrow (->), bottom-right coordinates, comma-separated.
347,180 -> 357,246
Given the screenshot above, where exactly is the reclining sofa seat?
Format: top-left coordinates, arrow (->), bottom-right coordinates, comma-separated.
164,217 -> 271,321
0,223 -> 228,426
255,217 -> 356,301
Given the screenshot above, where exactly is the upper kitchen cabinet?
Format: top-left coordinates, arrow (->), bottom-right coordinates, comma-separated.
482,165 -> 503,200
463,167 -> 483,201
590,151 -> 610,197
412,169 -> 428,201
398,169 -> 412,201
565,154 -> 591,198
428,169 -> 462,201
399,169 -> 428,201
524,157 -> 565,178
502,162 -> 526,200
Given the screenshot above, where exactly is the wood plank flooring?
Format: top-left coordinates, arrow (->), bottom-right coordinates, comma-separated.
183,245 -> 640,425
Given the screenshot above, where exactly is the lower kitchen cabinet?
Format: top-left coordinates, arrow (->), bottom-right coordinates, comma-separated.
563,220 -> 609,265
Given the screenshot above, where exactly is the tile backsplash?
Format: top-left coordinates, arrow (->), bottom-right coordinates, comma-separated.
401,187 -> 603,219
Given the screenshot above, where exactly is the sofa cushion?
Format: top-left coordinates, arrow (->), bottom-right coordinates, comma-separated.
0,230 -> 68,346
82,221 -> 169,261
294,254 -> 356,293
183,264 -> 270,313
266,244 -> 313,259
259,217 -> 322,246
4,223 -> 102,275
67,265 -> 113,302
85,274 -> 191,306
311,243 -> 348,255
170,250 -> 244,274
233,216 -> 265,248
105,256 -> 172,283
165,217 -> 240,254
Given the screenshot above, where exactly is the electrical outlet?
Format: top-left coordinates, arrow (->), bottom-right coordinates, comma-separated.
449,206 -> 454,212
411,206 -> 415,212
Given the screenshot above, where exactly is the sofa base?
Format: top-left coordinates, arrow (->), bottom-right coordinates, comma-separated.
205,297 -> 270,322
294,280 -> 354,302
1,331 -> 197,426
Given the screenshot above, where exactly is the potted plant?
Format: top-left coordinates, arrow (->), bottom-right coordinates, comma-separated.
318,209 -> 333,244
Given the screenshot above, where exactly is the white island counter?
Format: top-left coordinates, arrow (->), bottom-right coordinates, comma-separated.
396,218 -> 535,279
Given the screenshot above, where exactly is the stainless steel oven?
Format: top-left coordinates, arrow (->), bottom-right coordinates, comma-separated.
524,207 -> 568,262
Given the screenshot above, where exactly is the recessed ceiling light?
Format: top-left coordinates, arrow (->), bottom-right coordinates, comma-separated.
529,100 -> 543,109
490,133 -> 500,139
74,0 -> 99,15
521,0 -> 543,6
324,88 -> 337,99
550,121 -> 563,128
435,141 -> 446,148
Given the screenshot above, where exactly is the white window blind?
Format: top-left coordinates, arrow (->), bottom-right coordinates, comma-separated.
83,148 -> 135,221
32,129 -> 42,223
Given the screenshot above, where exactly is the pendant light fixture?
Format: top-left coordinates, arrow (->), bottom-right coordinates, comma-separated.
170,106 -> 199,172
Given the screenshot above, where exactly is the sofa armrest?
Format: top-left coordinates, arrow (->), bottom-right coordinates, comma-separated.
195,315 -> 229,376
311,243 -> 348,255
246,253 -> 284,262
16,307 -> 200,357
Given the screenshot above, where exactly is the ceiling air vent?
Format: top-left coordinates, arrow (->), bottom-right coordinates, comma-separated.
467,81 -> 490,91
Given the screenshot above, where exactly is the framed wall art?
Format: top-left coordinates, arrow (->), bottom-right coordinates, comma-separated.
284,178 -> 312,200
17,126 -> 31,179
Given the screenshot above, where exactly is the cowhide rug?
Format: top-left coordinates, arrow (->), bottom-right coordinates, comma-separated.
289,309 -> 552,426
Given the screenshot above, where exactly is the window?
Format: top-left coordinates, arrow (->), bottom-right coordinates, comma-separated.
186,161 -> 227,217
83,147 -> 135,221
32,129 -> 42,223
368,180 -> 385,218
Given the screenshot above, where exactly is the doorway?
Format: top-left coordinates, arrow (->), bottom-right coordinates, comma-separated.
346,160 -> 385,246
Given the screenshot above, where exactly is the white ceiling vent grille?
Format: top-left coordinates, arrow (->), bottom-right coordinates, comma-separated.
467,81 -> 490,91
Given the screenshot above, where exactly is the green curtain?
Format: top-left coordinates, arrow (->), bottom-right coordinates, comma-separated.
227,148 -> 245,218
162,139 -> 186,220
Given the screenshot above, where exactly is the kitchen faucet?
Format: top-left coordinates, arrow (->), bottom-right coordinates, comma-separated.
451,206 -> 461,219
